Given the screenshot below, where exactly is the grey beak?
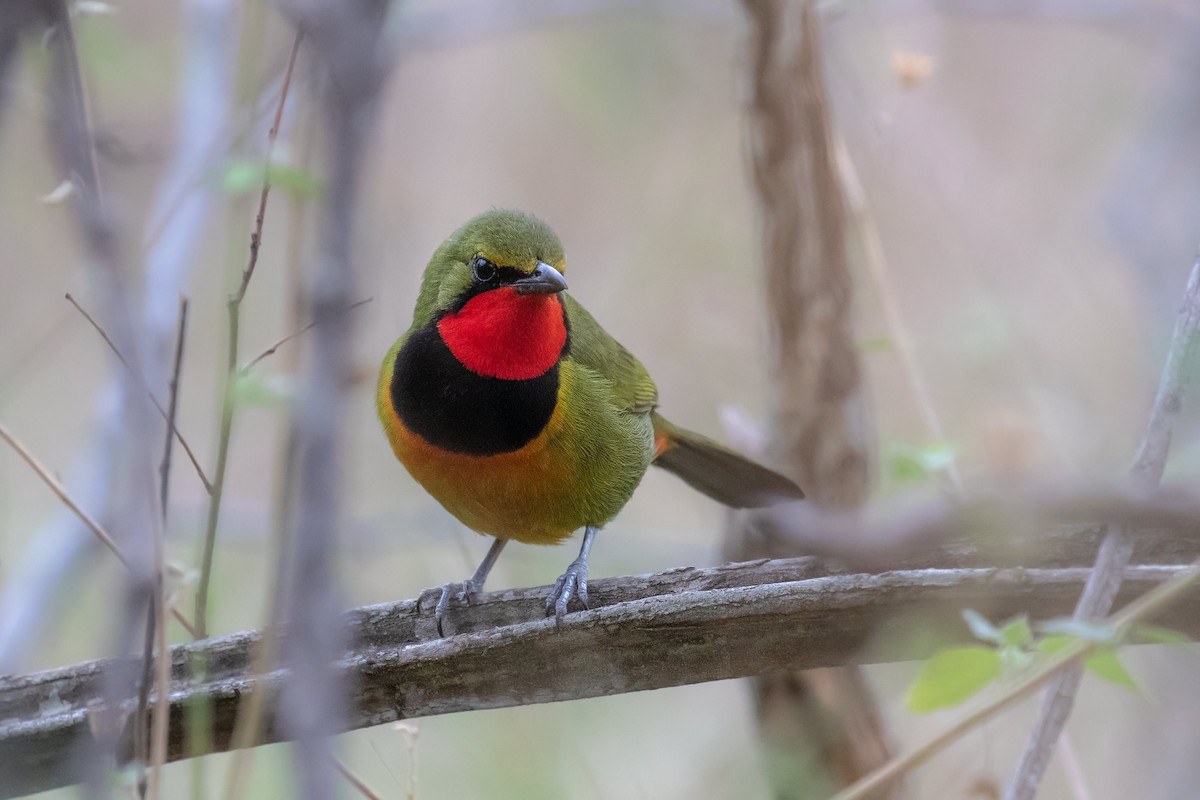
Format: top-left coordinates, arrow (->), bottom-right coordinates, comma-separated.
514,262 -> 568,295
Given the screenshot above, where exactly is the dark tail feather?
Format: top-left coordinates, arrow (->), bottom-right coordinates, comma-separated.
651,414 -> 804,508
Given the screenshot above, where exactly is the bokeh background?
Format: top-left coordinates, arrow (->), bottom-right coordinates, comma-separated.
2,0 -> 1200,797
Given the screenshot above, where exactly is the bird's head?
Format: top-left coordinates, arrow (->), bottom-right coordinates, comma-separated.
410,210 -> 571,381
416,209 -> 568,321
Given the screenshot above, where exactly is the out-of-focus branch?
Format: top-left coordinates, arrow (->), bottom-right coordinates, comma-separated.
39,3 -> 166,796
0,554 -> 1196,800
0,0 -> 234,674
1005,258 -> 1200,799
736,1 -> 891,795
269,2 -> 392,798
752,481 -> 1200,571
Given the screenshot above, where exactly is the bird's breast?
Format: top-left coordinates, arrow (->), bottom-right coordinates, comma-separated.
387,323 -> 560,456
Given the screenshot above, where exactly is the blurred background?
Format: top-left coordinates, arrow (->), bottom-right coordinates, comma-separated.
2,0 -> 1200,797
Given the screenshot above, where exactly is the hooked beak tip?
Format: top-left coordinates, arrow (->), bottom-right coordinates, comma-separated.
516,262 -> 568,295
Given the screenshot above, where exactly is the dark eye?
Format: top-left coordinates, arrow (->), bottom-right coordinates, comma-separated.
471,256 -> 497,283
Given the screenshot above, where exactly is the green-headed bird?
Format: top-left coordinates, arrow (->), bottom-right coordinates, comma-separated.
378,209 -> 803,633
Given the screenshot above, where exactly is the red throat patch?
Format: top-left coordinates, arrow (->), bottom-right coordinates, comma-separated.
437,288 -> 567,380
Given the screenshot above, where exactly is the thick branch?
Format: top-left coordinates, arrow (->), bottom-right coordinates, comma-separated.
0,545 -> 1196,798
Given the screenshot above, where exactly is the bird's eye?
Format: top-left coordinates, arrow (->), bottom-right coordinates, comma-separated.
471,256 -> 497,283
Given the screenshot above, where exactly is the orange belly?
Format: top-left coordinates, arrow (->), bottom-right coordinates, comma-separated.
378,380 -> 586,544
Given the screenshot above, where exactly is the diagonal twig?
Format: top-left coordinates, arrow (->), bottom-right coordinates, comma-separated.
240,297 -> 373,373
1005,255 -> 1200,800
65,292 -> 212,495
0,421 -> 198,637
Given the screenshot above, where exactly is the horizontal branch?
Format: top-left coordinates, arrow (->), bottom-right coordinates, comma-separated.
1,528 -> 1198,798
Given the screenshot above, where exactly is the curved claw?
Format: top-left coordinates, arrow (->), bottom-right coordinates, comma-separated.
433,578 -> 480,637
546,557 -> 589,629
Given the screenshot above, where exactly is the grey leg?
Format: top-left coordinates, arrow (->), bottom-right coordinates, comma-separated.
546,526 -> 598,628
434,537 -> 507,637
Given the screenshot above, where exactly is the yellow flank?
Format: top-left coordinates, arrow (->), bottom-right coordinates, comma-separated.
378,355 -> 652,545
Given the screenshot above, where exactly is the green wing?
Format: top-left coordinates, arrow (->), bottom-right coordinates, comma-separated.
562,294 -> 658,415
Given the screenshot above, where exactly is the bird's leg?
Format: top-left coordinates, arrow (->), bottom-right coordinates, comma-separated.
546,526 -> 598,628
433,537 -> 507,636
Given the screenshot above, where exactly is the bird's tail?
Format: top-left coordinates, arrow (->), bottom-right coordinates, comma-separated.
651,413 -> 804,508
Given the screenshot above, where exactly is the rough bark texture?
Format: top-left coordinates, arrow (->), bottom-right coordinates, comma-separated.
4,518 -> 1195,799
735,0 -> 888,794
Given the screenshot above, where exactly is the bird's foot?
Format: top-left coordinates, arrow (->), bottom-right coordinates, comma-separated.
545,556 -> 589,629
428,578 -> 482,637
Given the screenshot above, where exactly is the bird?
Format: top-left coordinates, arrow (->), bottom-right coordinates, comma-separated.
376,209 -> 803,634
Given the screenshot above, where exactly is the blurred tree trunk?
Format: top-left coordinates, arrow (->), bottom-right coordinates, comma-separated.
730,2 -> 895,796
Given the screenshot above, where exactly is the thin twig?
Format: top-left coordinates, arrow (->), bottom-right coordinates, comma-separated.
133,600 -> 154,799
222,103 -> 319,800
1005,256 -> 1200,800
834,137 -> 963,496
65,293 -> 213,495
238,29 -> 303,302
333,756 -> 384,800
194,28 -> 303,640
0,421 -> 197,636
241,297 -> 373,373
139,298 -> 188,800
0,421 -> 127,567
159,298 -> 189,517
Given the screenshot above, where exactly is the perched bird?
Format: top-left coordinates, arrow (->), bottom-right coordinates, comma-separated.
377,209 -> 803,633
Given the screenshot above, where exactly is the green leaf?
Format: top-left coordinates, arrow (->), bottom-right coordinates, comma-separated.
1132,625 -> 1191,646
231,372 -> 290,408
1084,651 -> 1138,692
859,336 -> 892,353
1035,634 -> 1072,656
885,442 -> 957,484
906,646 -> 1001,713
217,159 -> 323,199
962,609 -> 1001,643
219,160 -> 260,195
998,645 -> 1034,674
1000,616 -> 1033,648
268,163 -> 323,198
1037,617 -> 1118,644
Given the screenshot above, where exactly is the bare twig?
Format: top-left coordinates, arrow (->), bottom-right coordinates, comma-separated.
0,420 -> 198,637
0,420 -> 127,567
0,555 -> 1197,800
160,298 -> 189,518
65,292 -> 212,495
241,297 -> 373,372
1005,256 -> 1200,800
334,756 -> 384,800
222,93 -> 320,800
130,297 -> 188,800
194,28 -> 303,640
834,138 -> 963,495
